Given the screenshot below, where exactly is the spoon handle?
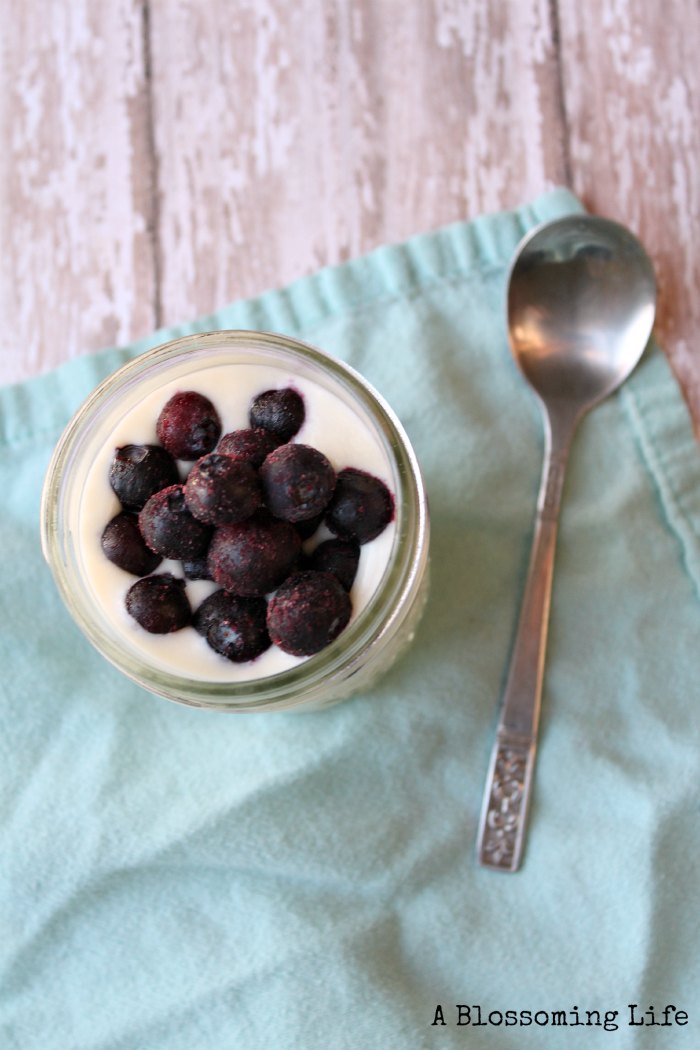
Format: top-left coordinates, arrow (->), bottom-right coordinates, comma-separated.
476,411 -> 573,872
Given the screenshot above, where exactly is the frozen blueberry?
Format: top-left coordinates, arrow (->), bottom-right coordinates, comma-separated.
249,388 -> 304,442
156,391 -> 222,460
208,515 -> 301,597
184,453 -> 262,525
267,571 -> 352,656
109,444 -> 179,511
217,428 -> 280,468
192,589 -> 235,637
260,444 -> 336,523
308,538 -> 360,592
193,591 -> 270,663
101,511 -> 162,576
181,555 -> 213,581
325,468 -> 394,544
125,573 -> 191,634
139,485 -> 212,560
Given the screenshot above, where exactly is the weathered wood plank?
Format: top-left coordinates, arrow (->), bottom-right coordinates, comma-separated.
5,0 -> 700,432
0,0 -> 156,385
557,0 -> 700,424
149,0 -> 566,326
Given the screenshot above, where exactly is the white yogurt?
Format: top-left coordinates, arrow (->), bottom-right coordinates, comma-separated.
78,362 -> 396,682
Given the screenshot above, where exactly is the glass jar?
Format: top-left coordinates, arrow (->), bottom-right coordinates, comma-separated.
41,331 -> 429,712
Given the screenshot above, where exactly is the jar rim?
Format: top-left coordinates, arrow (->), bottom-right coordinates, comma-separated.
41,330 -> 429,711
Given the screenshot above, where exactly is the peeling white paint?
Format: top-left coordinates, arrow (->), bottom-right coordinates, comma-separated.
2,0 -> 699,429
0,0 -> 154,383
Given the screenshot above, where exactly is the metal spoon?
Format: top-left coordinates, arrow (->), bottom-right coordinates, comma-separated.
476,215 -> 656,872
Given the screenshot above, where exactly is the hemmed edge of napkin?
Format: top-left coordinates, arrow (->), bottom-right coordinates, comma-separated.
3,186 -> 698,609
0,187 -> 582,450
622,359 -> 700,606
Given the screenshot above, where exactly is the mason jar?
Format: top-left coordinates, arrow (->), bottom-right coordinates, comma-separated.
41,330 -> 429,712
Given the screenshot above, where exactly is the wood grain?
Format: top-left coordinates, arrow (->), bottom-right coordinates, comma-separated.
557,0 -> 700,422
1,0 -> 699,434
0,0 -> 156,385
148,0 -> 566,325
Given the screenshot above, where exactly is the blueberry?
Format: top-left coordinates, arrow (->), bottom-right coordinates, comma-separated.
208,515 -> 301,596
139,485 -> 212,559
217,427 -> 280,468
193,591 -> 270,663
267,571 -> 352,656
181,555 -> 213,581
184,453 -> 262,525
249,388 -> 305,442
156,391 -> 222,461
125,573 -> 191,633
192,589 -> 235,636
260,444 -> 336,522
325,468 -> 394,544
101,511 -> 162,576
109,444 -> 179,511
308,538 -> 360,591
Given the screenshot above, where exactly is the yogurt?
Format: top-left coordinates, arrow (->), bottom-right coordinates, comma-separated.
42,330 -> 429,711
78,360 -> 396,683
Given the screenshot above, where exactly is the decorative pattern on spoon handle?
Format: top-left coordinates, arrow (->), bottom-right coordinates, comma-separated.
477,735 -> 535,872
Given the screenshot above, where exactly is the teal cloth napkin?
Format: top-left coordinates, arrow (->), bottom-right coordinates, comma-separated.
2,189 -> 699,1049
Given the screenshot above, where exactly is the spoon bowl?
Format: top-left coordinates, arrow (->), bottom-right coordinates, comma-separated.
476,214 -> 656,872
507,216 -> 656,410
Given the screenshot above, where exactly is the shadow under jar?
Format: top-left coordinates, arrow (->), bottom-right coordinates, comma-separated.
41,331 -> 430,712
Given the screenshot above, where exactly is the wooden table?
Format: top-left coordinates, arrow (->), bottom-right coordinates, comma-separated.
2,1 -> 699,430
